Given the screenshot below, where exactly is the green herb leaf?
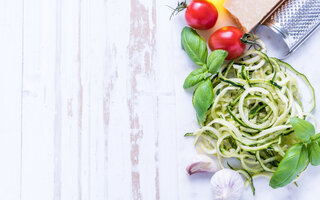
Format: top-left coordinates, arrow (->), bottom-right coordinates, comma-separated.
290,117 -> 315,142
207,50 -> 228,74
192,79 -> 214,125
183,66 -> 208,89
270,143 -> 309,189
308,141 -> 320,166
181,27 -> 208,66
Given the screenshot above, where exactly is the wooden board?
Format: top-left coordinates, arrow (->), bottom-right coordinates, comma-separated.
0,0 -> 320,199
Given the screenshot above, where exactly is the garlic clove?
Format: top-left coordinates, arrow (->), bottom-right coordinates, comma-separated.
211,169 -> 244,200
186,154 -> 220,175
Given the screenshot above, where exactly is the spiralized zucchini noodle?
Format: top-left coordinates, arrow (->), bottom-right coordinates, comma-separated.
190,40 -> 316,185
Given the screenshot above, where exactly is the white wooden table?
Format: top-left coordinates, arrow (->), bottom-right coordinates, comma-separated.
1,0 -> 320,199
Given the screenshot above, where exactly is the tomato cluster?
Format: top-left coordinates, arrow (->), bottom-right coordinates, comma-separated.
172,0 -> 245,59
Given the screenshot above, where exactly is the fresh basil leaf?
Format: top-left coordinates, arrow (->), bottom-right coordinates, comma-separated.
181,27 -> 208,66
183,66 -> 208,89
308,141 -> 320,166
270,143 -> 309,189
192,79 -> 214,125
207,50 -> 228,74
290,117 -> 315,142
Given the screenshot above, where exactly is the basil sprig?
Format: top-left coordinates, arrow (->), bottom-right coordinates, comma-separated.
181,27 -> 228,125
270,117 -> 320,188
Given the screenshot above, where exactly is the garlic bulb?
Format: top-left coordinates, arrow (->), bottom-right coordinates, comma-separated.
186,154 -> 220,175
211,169 -> 244,200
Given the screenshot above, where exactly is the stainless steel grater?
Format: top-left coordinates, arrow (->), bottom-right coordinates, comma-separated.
257,0 -> 320,58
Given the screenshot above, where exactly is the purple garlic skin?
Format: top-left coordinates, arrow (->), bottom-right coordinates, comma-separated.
186,154 -> 220,175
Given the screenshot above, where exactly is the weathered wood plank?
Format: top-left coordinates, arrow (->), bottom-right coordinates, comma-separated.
59,0 -> 82,199
0,0 -> 23,199
102,0 -> 132,200
79,0 -> 110,199
127,0 -> 158,199
21,0 -> 57,199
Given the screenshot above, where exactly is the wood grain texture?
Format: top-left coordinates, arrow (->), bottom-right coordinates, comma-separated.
0,0 -> 319,200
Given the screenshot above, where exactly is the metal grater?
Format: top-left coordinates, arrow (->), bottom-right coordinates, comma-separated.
261,0 -> 320,57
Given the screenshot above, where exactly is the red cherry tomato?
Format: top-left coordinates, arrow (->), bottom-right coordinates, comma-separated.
209,26 -> 246,60
185,0 -> 218,30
